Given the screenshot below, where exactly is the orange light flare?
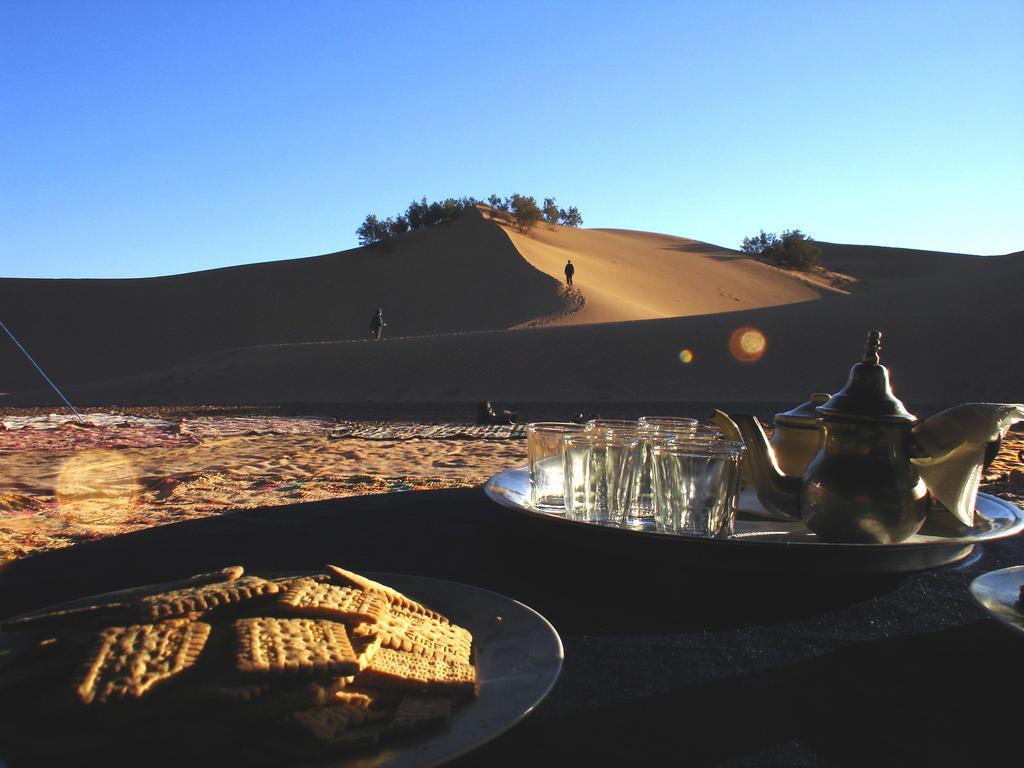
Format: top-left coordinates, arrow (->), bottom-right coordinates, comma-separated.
728,327 -> 767,364
678,348 -> 695,364
55,450 -> 141,528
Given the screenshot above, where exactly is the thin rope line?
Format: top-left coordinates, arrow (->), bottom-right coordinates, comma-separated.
0,319 -> 85,423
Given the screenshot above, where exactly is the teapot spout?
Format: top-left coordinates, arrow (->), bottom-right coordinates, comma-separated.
724,412 -> 802,521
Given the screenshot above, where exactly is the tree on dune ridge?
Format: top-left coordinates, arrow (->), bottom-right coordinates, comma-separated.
356,214 -> 391,247
356,193 -> 583,246
741,228 -> 821,270
558,206 -> 583,228
509,194 -> 542,233
542,197 -> 560,226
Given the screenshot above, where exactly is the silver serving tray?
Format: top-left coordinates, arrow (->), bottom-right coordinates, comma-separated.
970,565 -> 1024,637
484,467 -> 1024,574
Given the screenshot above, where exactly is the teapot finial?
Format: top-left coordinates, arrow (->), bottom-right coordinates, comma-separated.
816,329 -> 916,423
863,330 -> 882,365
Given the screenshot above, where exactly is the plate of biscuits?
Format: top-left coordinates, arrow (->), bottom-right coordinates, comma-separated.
0,565 -> 563,767
969,565 -> 1024,638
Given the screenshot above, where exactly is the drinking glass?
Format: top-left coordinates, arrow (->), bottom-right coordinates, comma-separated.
595,432 -> 643,527
527,422 -> 585,511
638,416 -> 700,432
629,417 -> 703,525
560,432 -> 642,526
584,419 -> 643,436
560,432 -> 596,523
651,441 -> 745,538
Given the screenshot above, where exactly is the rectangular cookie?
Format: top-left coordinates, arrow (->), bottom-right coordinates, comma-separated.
278,579 -> 388,625
136,576 -> 279,621
2,567 -> 244,633
351,607 -> 473,663
325,565 -> 448,622
233,617 -> 359,677
287,703 -> 385,744
357,647 -> 477,698
75,620 -> 212,704
391,695 -> 453,733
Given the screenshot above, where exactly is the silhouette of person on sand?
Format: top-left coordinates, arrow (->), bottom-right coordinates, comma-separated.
370,308 -> 386,341
477,401 -> 518,425
564,260 -> 575,286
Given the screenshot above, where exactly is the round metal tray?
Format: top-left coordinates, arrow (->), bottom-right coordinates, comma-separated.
483,467 -> 1024,574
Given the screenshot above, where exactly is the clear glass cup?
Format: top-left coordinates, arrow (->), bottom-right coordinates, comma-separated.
638,416 -> 700,432
561,432 -> 596,523
584,418 -> 643,435
629,418 -> 704,526
527,422 -> 585,511
560,432 -> 642,526
651,440 -> 745,538
596,433 -> 643,527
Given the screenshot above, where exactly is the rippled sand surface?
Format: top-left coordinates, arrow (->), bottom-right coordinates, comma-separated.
0,415 -> 526,559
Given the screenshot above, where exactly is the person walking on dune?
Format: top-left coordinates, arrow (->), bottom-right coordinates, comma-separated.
370,308 -> 386,341
564,259 -> 575,286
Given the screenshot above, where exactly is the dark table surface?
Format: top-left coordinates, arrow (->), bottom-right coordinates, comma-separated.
1,487 -> 1021,767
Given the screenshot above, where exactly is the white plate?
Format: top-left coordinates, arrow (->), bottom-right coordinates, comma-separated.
0,571 -> 564,768
969,565 -> 1024,637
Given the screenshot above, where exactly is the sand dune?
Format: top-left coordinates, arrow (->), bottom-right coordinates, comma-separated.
495,214 -> 836,325
2,208 -> 843,393
14,245 -> 1020,409
815,242 -> 996,284
0,209 -> 565,390
2,208 -> 1020,409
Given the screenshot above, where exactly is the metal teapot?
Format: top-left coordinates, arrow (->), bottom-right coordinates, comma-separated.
769,392 -> 832,477
730,331 -> 930,543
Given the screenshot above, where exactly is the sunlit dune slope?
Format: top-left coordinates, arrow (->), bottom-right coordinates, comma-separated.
493,212 -> 836,325
0,209 -> 567,390
20,247 -> 1023,408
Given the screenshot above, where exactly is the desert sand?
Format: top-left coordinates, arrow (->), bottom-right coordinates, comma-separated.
0,414 -> 528,558
3,205 -> 1020,408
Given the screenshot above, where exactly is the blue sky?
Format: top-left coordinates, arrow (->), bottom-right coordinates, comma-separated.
2,1 -> 1021,278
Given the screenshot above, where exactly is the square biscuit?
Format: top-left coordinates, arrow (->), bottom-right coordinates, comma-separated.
391,695 -> 453,733
325,566 -> 448,622
136,576 -> 279,621
234,617 -> 359,677
357,647 -> 477,698
287,703 -> 386,744
278,580 -> 388,625
352,608 -> 472,663
75,621 -> 212,704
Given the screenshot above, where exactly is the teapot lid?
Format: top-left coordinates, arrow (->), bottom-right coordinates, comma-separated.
815,331 -> 916,423
775,393 -> 831,427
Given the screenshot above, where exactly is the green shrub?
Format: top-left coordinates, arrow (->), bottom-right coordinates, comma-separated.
509,193 -> 542,233
741,228 -> 820,270
356,194 -> 582,245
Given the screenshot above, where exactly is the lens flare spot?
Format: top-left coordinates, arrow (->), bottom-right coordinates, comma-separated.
56,450 -> 140,526
679,348 -> 694,364
729,327 -> 767,364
